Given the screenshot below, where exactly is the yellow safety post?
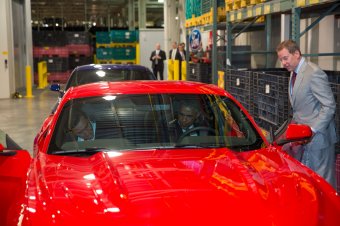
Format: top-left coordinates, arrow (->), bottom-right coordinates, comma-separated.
167,59 -> 174,80
218,71 -> 225,89
25,65 -> 34,98
181,61 -> 187,81
136,43 -> 140,65
173,60 -> 180,80
37,61 -> 48,89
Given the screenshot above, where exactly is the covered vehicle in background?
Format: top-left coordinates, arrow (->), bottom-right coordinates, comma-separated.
1,81 -> 339,226
50,64 -> 156,112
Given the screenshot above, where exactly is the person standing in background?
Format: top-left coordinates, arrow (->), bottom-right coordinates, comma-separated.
150,43 -> 166,80
276,40 -> 338,189
169,41 -> 178,60
180,42 -> 187,56
175,43 -> 186,80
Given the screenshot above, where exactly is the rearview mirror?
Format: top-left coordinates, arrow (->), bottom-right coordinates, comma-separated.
275,124 -> 312,146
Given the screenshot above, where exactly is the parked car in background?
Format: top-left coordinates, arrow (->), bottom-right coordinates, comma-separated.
1,81 -> 339,226
50,64 -> 156,112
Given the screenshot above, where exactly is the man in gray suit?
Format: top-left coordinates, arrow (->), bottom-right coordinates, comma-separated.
276,40 -> 338,188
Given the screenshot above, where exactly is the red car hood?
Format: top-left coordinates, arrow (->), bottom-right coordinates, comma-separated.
21,147 -> 340,226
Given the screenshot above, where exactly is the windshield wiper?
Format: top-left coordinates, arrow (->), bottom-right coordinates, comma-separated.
85,147 -> 110,152
53,148 -> 109,156
174,143 -> 226,148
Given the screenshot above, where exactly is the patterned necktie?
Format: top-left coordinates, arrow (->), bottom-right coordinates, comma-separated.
291,71 -> 297,88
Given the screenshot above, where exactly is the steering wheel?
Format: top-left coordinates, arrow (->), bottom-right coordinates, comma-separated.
177,126 -> 216,143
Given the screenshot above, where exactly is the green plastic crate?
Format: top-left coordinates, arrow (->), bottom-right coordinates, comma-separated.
96,32 -> 110,44
96,48 -> 113,60
110,30 -> 138,43
111,47 -> 136,60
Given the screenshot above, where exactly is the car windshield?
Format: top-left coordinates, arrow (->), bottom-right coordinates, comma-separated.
65,68 -> 155,90
48,94 -> 264,155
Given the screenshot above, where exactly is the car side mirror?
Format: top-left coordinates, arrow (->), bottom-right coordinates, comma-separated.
50,83 -> 61,92
0,143 -> 4,151
50,83 -> 65,98
0,143 -> 17,156
275,124 -> 312,146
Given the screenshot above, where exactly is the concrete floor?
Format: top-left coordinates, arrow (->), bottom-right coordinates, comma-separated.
0,88 -> 57,155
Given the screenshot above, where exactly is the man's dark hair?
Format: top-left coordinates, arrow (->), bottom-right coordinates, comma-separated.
179,100 -> 198,113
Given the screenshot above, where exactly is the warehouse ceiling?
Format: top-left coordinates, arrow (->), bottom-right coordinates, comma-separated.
31,0 -> 165,28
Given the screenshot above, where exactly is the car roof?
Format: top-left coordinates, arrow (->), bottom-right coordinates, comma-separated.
64,81 -> 233,100
74,64 -> 151,72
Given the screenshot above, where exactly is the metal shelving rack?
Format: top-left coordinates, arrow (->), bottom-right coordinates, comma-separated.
225,0 -> 340,69
184,0 -> 340,148
185,0 -> 340,82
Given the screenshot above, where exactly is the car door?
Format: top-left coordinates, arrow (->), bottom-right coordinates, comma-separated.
0,146 -> 31,224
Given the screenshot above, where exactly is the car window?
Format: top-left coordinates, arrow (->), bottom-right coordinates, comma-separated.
65,68 -> 155,90
48,94 -> 264,155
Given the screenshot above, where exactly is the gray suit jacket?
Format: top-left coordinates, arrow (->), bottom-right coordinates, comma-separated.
290,59 -> 337,188
290,59 -> 337,146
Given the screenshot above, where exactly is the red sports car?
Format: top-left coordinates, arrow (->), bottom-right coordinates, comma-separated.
1,81 -> 339,226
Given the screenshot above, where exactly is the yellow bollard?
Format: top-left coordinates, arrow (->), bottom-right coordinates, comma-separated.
167,59 -> 174,80
25,65 -> 34,98
136,43 -> 140,65
94,54 -> 97,64
218,71 -> 225,89
174,60 -> 180,80
181,61 -> 187,81
37,61 -> 48,89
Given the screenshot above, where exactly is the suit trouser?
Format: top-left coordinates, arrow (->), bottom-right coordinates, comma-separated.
302,133 -> 336,189
153,64 -> 164,80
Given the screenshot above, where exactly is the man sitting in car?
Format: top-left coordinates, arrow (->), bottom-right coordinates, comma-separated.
174,101 -> 211,137
70,110 -> 96,141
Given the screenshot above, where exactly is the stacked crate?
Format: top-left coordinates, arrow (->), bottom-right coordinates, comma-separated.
225,69 -> 254,115
225,0 -> 233,12
95,30 -> 138,64
95,31 -> 111,47
185,0 -> 225,27
185,0 -> 193,27
187,63 -> 212,84
185,0 -> 193,20
225,0 -> 263,12
253,70 -> 290,132
66,32 -> 93,71
110,30 -> 137,63
224,69 -> 290,132
33,31 -> 93,83
33,31 -> 68,83
202,0 -> 212,15
217,0 -> 226,22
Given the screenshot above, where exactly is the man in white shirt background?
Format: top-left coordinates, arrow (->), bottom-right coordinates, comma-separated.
169,41 -> 178,60
150,43 -> 167,80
